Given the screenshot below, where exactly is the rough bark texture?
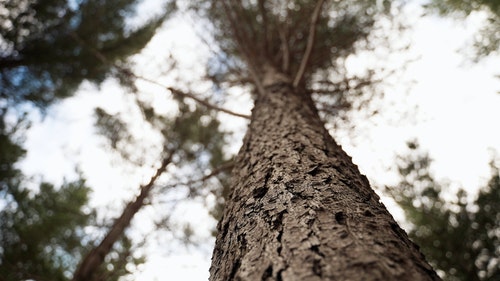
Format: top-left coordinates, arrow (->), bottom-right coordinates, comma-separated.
209,71 -> 440,281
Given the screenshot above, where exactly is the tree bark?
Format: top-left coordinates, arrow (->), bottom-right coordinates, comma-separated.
209,69 -> 440,281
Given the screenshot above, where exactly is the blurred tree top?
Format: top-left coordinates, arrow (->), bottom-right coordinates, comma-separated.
388,141 -> 499,281
426,0 -> 500,58
192,0 -> 399,124
0,0 -> 175,109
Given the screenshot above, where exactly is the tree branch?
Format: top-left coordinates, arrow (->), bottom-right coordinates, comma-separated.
72,150 -> 175,281
0,57 -> 25,69
293,0 -> 326,88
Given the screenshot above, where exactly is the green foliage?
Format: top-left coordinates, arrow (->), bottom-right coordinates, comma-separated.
169,100 -> 231,224
196,0 -> 393,84
91,235 -> 145,281
94,107 -> 131,150
0,179 -> 144,281
0,0 -> 175,108
0,110 -> 28,188
0,180 -> 94,281
388,141 -> 499,281
426,0 -> 500,18
425,0 -> 500,58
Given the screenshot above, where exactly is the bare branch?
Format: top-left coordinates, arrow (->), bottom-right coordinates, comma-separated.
168,87 -> 250,119
159,161 -> 234,193
69,32 -> 108,65
293,0 -> 326,88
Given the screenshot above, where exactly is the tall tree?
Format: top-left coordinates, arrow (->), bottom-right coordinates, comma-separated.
191,1 -> 440,280
387,141 -> 500,281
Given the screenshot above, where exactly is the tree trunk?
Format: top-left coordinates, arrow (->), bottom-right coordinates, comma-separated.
209,69 -> 440,281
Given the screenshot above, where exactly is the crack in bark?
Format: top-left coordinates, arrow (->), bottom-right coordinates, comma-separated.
229,259 -> 241,280
307,165 -> 320,176
323,175 -> 333,184
335,211 -> 347,225
261,265 -> 273,280
276,269 -> 284,281
253,186 -> 269,199
312,259 -> 323,277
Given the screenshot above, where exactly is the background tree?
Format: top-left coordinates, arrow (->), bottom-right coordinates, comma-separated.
0,0 -> 175,280
386,141 -> 499,281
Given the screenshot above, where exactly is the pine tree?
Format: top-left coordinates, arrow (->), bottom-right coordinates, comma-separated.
189,1 -> 441,280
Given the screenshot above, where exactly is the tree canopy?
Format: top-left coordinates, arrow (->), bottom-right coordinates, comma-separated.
192,0 -> 399,123
0,0 -> 175,109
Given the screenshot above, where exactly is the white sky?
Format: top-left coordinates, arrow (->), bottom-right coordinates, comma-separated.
18,2 -> 500,280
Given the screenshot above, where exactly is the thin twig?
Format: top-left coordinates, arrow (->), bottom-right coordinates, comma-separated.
160,161 -> 234,191
293,0 -> 326,88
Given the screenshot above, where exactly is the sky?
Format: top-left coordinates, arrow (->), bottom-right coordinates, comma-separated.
17,1 -> 500,280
